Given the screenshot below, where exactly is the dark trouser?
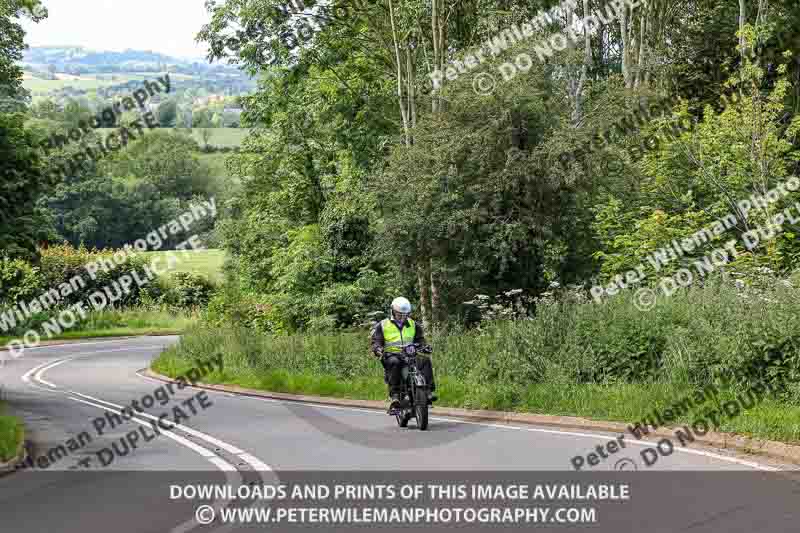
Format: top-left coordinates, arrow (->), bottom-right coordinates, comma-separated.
382,355 -> 435,395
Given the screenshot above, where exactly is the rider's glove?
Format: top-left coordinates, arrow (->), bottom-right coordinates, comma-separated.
373,346 -> 384,358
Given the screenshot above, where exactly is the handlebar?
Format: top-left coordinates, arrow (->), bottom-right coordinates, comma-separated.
403,343 -> 433,356
374,343 -> 433,359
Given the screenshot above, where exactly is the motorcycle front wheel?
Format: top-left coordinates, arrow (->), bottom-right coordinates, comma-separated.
414,388 -> 429,430
396,411 -> 410,427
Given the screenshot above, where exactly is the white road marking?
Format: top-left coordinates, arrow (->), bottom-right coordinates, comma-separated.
70,397 -> 220,460
138,361 -> 782,471
234,393 -> 780,471
69,391 -> 272,472
21,342 -> 273,533
238,453 -> 272,472
25,352 -> 273,473
6,336 -> 176,354
23,348 -> 154,388
209,457 -> 238,472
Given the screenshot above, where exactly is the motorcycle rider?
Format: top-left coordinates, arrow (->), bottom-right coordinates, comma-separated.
370,296 -> 437,411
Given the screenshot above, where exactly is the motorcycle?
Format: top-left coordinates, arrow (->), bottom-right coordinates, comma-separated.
387,343 -> 433,431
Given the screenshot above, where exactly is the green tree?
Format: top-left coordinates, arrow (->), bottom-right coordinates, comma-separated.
0,0 -> 46,111
101,130 -> 213,200
593,38 -> 800,280
46,173 -> 182,249
199,128 -> 212,151
192,107 -> 212,128
157,99 -> 178,128
119,110 -> 142,130
196,0 -> 800,331
0,113 -> 51,260
223,110 -> 241,128
211,112 -> 222,128
29,97 -> 61,121
61,98 -> 93,128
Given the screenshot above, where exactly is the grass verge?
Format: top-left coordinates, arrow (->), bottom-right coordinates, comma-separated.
0,308 -> 197,347
0,406 -> 23,463
153,310 -> 800,446
154,349 -> 800,445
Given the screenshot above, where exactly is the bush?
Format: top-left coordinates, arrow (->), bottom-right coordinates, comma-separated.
38,244 -> 150,308
205,283 -> 277,332
163,272 -> 215,308
0,244 -> 162,337
0,258 -> 43,306
163,280 -> 800,402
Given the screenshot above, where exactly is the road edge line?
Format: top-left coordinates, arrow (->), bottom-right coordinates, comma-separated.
142,369 -> 800,468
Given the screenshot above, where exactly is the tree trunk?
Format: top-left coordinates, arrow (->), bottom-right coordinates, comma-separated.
406,47 -> 417,128
738,0 -> 747,58
570,0 -> 592,125
388,0 -> 411,145
619,3 -> 631,88
636,9 -> 647,88
416,261 -> 431,330
431,0 -> 446,114
429,258 -> 441,325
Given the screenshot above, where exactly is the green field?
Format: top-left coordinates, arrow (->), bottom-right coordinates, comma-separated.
115,72 -> 196,81
22,71 -> 197,94
0,307 -> 199,351
23,77 -> 119,93
141,249 -> 226,282
189,128 -> 249,148
198,152 -> 232,178
96,127 -> 248,148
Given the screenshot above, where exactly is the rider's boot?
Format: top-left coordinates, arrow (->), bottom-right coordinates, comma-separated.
388,391 -> 402,414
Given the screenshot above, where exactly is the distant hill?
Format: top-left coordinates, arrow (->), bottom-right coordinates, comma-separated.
21,46 -> 238,77
20,46 -> 256,101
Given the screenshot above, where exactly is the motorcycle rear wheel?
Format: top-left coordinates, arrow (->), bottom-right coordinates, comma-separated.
414,389 -> 429,430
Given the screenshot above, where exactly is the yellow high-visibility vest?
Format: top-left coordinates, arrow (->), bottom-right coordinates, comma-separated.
382,318 -> 415,353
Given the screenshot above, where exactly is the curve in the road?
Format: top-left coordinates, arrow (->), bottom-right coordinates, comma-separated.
16,342 -> 279,533
6,336 -> 786,473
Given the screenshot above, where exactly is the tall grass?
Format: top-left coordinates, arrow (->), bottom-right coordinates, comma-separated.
69,307 -> 199,333
153,283 -> 800,443
0,408 -> 23,462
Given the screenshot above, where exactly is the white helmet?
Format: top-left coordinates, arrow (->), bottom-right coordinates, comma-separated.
390,296 -> 412,321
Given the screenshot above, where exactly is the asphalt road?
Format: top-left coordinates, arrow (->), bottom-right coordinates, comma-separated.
0,337 -> 798,533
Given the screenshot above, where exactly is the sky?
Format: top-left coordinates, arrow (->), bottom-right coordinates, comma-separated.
20,0 -> 212,60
